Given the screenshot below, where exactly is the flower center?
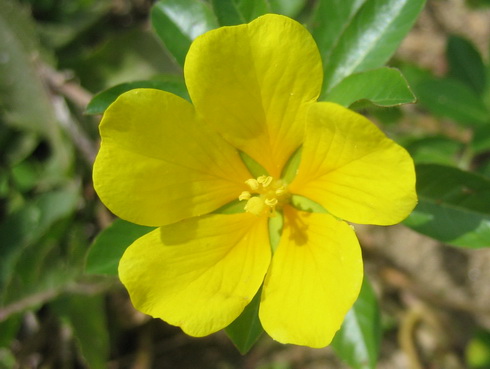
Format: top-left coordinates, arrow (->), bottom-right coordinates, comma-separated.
239,175 -> 290,217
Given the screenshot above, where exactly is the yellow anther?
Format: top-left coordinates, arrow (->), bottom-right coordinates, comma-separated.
257,175 -> 273,187
275,186 -> 286,196
239,191 -> 251,201
265,198 -> 278,207
245,178 -> 259,191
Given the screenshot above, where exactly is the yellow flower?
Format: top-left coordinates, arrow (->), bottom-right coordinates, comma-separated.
93,14 -> 417,348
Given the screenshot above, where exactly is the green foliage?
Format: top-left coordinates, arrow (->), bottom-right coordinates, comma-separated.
86,219 -> 154,276
86,75 -> 189,114
447,35 -> 486,95
413,77 -> 489,127
212,0 -> 270,25
332,278 -> 381,369
151,0 -> 218,67
311,0 -> 426,96
324,67 -> 415,107
404,164 -> 490,248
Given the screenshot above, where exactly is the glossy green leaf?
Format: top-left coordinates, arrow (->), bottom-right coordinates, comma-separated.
310,0 -> 367,61
85,219 -> 154,276
414,77 -> 489,126
86,75 -> 189,115
211,0 -> 244,25
212,0 -> 269,25
151,0 -> 218,67
235,0 -> 270,21
52,294 -> 109,369
321,0 -> 425,95
332,277 -> 381,369
324,67 -> 415,107
225,288 -> 263,354
269,0 -> 306,17
447,35 -> 486,95
404,164 -> 490,248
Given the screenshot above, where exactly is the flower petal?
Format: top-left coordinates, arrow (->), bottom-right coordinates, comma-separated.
259,206 -> 363,348
93,89 -> 251,226
119,213 -> 271,336
290,102 -> 417,225
185,14 -> 323,177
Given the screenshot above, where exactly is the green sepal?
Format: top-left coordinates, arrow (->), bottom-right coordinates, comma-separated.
225,287 -> 264,354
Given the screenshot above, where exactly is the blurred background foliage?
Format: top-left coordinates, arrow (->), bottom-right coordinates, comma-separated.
1,0 -> 490,368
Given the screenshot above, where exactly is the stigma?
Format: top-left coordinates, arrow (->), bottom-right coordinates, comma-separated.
239,175 -> 289,217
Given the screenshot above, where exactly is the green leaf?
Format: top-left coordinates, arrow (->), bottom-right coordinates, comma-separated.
404,164 -> 490,248
52,294 -> 109,369
151,0 -> 218,67
324,67 -> 415,107
447,35 -> 486,95
212,0 -> 270,25
86,75 -> 189,115
414,77 -> 489,127
85,219 -> 154,276
225,288 -> 263,354
321,0 -> 425,95
332,277 -> 381,369
235,0 -> 270,21
72,29 -> 177,93
269,0 -> 306,17
310,0 -> 367,62
211,0 -> 245,26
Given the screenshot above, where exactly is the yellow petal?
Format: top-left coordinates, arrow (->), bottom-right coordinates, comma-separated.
185,14 -> 323,177
290,102 -> 417,225
93,89 -> 251,226
119,213 -> 270,336
259,207 -> 363,348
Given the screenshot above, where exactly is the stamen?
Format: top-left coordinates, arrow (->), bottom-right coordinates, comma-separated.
245,179 -> 259,191
265,198 -> 278,207
257,175 -> 273,187
239,191 -> 251,201
239,175 -> 290,217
